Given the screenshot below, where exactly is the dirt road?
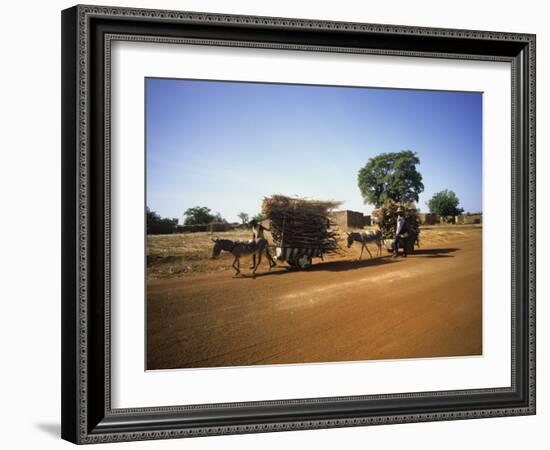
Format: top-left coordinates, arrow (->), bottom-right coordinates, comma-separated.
147,233 -> 482,370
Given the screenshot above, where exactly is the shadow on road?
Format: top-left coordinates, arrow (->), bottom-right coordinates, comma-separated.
310,257 -> 400,272
236,248 -> 460,278
242,256 -> 400,278
412,248 -> 458,258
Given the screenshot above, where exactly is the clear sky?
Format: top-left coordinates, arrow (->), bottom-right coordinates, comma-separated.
146,78 -> 482,224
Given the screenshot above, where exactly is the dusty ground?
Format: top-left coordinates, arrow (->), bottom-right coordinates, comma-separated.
147,225 -> 482,369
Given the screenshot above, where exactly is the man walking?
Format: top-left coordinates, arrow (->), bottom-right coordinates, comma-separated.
249,219 -> 277,268
249,218 -> 268,240
393,207 -> 409,257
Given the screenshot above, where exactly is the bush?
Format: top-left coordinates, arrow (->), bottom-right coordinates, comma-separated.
208,222 -> 233,232
147,208 -> 177,234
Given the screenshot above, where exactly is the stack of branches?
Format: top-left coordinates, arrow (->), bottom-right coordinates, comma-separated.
262,195 -> 342,253
372,199 -> 420,240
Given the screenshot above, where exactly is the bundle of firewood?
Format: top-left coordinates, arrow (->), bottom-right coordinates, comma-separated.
372,199 -> 420,240
261,195 -> 341,253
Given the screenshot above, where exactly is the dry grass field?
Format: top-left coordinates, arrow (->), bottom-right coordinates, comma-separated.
147,224 -> 481,279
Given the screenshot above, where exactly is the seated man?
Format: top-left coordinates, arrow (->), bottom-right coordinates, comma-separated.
393,207 -> 409,258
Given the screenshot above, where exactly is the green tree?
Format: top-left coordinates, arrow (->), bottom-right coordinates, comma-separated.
183,206 -> 215,225
252,213 -> 266,222
237,212 -> 249,225
427,190 -> 464,216
212,212 -> 227,224
146,207 -> 178,234
357,150 -> 424,207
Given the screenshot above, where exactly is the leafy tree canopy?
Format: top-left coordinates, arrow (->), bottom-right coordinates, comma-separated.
252,213 -> 266,223
183,206 -> 216,225
358,150 -> 424,208
212,212 -> 227,224
427,190 -> 464,217
146,207 -> 178,234
237,212 -> 250,225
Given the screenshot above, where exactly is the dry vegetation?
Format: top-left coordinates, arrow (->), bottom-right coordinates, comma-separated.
147,224 -> 481,280
262,195 -> 341,253
147,228 -> 257,278
372,199 -> 420,239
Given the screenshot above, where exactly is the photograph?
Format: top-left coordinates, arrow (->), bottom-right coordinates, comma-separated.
57,2 -> 537,445
145,78 -> 483,370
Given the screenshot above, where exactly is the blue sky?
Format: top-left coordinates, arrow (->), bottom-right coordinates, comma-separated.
146,78 -> 482,224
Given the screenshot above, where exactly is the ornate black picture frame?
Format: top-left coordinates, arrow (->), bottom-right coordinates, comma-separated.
61,4 -> 536,444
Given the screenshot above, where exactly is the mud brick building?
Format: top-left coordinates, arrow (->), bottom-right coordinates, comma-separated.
417,213 -> 439,225
455,213 -> 483,225
332,210 -> 371,230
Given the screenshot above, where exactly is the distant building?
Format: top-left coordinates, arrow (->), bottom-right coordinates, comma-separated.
417,213 -> 439,225
332,210 -> 371,229
440,215 -> 456,224
455,213 -> 482,225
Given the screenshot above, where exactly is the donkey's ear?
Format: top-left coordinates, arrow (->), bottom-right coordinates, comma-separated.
345,232 -> 350,236
211,238 -> 218,242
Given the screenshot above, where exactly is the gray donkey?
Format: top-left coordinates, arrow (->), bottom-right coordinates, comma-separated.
211,238 -> 270,277
346,230 -> 383,260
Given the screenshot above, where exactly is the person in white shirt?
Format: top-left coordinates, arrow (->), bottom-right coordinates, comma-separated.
250,219 -> 268,240
249,219 -> 276,268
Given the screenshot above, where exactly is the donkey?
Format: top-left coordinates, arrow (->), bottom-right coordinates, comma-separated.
346,230 -> 383,260
211,238 -> 270,277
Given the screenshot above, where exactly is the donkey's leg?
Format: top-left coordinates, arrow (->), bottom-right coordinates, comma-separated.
365,242 -> 373,259
250,253 -> 256,269
265,246 -> 276,269
358,242 -> 364,260
232,255 -> 240,276
252,250 -> 262,277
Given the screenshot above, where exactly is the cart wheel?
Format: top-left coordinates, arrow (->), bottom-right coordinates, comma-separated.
406,237 -> 415,254
296,254 -> 312,270
286,261 -> 299,270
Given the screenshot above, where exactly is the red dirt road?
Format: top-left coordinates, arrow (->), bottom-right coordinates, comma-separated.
147,234 -> 482,369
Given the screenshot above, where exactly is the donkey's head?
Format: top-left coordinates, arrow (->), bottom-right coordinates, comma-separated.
346,232 -> 354,248
211,238 -> 222,259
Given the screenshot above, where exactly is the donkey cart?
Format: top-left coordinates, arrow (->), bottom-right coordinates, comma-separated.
383,230 -> 419,255
273,213 -> 326,269
275,245 -> 323,270
262,195 -> 340,270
